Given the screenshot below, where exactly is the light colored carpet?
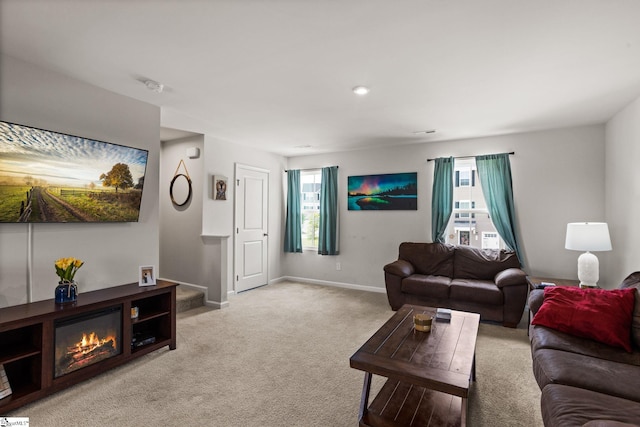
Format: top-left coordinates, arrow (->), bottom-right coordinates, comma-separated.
9,281 -> 542,426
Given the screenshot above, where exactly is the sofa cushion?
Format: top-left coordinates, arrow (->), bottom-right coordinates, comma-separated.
619,272 -> 640,350
401,274 -> 451,299
532,348 -> 640,403
531,286 -> 636,352
398,242 -> 454,276
452,245 -> 520,280
449,279 -> 503,305
542,384 -> 640,427
530,325 -> 640,366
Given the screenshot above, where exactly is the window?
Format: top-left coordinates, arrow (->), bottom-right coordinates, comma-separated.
454,200 -> 475,219
300,170 -> 321,249
458,170 -> 471,186
446,159 -> 504,249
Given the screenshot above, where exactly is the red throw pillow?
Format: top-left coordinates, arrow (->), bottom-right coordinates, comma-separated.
531,286 -> 636,352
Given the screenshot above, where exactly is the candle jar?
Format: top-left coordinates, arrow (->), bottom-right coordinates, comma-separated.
413,313 -> 433,332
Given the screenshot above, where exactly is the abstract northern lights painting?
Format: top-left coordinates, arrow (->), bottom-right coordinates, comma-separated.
347,172 -> 417,210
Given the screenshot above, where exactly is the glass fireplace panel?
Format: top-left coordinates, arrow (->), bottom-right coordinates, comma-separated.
54,306 -> 122,378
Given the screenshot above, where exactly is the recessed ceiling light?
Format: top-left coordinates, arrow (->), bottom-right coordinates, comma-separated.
352,86 -> 370,95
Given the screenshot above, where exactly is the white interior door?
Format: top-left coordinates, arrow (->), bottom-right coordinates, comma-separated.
234,164 -> 269,293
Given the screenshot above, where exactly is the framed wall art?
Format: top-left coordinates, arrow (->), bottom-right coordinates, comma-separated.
213,175 -> 227,200
347,172 -> 417,211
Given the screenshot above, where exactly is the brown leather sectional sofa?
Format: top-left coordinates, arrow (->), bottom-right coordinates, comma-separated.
528,272 -> 640,426
383,242 -> 527,327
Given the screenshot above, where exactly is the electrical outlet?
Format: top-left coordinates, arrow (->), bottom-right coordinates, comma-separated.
336,262 -> 341,271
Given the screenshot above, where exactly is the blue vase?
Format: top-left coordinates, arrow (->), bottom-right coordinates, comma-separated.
55,281 -> 78,304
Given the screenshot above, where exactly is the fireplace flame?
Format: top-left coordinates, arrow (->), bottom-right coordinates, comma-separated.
73,332 -> 117,355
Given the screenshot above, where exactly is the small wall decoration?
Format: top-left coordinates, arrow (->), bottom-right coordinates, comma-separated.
139,265 -> 156,286
213,175 -> 228,200
348,172 -> 417,210
170,159 -> 192,207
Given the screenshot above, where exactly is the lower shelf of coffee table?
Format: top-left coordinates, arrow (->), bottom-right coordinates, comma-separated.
360,378 -> 462,427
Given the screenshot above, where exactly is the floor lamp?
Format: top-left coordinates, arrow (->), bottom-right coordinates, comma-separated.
565,222 -> 612,288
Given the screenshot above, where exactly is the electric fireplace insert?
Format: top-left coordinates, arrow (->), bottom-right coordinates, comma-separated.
54,306 -> 122,378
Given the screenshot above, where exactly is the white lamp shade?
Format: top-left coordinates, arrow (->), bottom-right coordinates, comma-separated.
565,222 -> 612,252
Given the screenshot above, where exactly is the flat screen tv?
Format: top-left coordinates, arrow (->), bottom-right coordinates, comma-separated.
0,120 -> 149,223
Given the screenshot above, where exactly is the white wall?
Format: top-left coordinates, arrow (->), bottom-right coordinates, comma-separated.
284,125 -> 606,290
284,146 -> 428,291
158,133 -> 286,305
202,135 -> 287,291
0,55 -> 160,308
605,94 -> 640,287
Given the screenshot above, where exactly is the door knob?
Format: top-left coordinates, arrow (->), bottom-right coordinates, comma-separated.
263,233 -> 268,237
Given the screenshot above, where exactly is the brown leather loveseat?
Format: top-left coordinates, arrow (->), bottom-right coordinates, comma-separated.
383,242 -> 527,327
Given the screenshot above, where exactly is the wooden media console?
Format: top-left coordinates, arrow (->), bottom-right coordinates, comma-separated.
0,280 -> 178,413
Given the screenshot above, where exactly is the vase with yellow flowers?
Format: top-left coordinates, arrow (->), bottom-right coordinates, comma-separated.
54,257 -> 84,304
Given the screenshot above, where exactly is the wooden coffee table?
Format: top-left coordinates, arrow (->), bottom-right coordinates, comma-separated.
350,304 -> 480,427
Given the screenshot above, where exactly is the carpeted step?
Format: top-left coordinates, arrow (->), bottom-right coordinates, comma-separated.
176,287 -> 205,313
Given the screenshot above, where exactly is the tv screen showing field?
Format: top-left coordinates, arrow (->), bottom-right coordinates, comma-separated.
0,121 -> 149,223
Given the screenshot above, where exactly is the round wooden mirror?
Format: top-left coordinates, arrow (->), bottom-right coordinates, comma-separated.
170,173 -> 192,207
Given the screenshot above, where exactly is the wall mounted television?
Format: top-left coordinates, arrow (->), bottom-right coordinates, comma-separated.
0,120 -> 149,223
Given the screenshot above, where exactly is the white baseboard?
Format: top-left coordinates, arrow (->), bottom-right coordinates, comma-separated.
164,276 -> 384,307
206,300 -> 230,309
272,276 -> 386,294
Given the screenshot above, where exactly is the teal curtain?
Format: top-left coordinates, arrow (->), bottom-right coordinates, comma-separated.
284,169 -> 302,253
475,154 -> 524,265
318,166 -> 339,255
431,157 -> 454,243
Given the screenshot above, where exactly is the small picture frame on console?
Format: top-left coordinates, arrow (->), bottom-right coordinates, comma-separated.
139,265 -> 156,287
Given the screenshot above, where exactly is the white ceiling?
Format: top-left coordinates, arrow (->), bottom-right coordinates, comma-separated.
2,0 -> 640,156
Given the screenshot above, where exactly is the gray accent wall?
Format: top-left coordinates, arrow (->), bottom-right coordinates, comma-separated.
0,55 -> 160,308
